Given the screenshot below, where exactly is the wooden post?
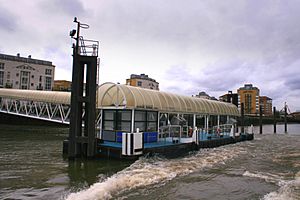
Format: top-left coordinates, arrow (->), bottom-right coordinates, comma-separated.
284,103 -> 287,133
259,105 -> 263,134
241,103 -> 244,133
273,107 -> 276,133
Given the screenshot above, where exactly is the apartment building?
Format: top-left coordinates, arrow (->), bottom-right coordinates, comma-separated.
126,74 -> 159,90
259,96 -> 273,116
0,53 -> 55,90
237,84 -> 260,115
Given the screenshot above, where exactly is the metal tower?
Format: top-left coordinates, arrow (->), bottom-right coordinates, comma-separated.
68,17 -> 99,158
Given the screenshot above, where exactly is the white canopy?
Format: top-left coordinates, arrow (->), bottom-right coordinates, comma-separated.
0,83 -> 239,116
97,83 -> 239,116
0,88 -> 70,104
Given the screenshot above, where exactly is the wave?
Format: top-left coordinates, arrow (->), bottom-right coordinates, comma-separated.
262,175 -> 300,200
243,171 -> 300,200
64,145 -> 245,200
243,171 -> 284,184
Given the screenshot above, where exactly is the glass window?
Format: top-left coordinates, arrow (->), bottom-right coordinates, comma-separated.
103,110 -> 132,132
45,69 -> 52,75
103,121 -> 114,131
119,122 -> 131,132
147,122 -> 157,132
45,77 -> 52,90
104,110 -> 115,120
0,71 -> 4,86
137,81 -> 142,86
20,71 -> 30,89
135,122 -> 146,132
147,112 -> 157,121
120,110 -> 131,120
134,110 -> 158,132
135,111 -> 146,121
0,63 -> 4,70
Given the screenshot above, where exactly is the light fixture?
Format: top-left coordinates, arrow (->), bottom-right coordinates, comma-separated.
69,29 -> 76,37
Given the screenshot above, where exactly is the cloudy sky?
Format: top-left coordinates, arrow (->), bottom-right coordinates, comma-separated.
0,0 -> 299,111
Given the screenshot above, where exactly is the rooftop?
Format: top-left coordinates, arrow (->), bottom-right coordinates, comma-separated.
238,84 -> 259,91
129,73 -> 157,83
0,53 -> 53,67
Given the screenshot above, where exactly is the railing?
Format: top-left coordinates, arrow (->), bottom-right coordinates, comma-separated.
78,37 -> 99,57
0,98 -> 71,124
0,97 -> 102,126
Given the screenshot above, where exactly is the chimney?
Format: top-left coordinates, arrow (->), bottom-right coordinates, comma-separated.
17,53 -> 20,57
28,55 -> 31,59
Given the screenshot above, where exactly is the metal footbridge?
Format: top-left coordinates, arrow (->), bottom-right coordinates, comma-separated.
0,89 -> 72,124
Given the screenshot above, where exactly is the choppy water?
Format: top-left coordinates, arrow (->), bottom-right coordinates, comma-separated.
0,124 -> 299,200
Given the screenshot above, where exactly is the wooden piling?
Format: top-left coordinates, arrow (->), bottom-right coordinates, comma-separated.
259,105 -> 263,134
241,103 -> 244,133
273,107 -> 276,133
284,103 -> 288,133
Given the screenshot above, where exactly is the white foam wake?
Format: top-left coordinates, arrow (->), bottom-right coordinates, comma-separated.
262,175 -> 300,200
65,146 -> 244,200
243,171 -> 300,200
243,171 -> 284,184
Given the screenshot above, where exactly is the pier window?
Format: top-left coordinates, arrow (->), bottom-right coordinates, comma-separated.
103,110 -> 132,132
103,110 -> 115,131
147,111 -> 158,132
116,110 -> 131,132
134,110 -> 158,132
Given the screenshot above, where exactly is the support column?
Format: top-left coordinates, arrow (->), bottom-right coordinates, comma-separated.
217,115 -> 220,129
206,115 -> 209,133
284,103 -> 288,133
273,107 -> 276,134
99,109 -> 103,139
157,112 -> 160,133
131,109 -> 135,133
259,105 -> 263,134
241,103 -> 244,134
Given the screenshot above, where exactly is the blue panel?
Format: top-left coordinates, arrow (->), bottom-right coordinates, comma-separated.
143,132 -> 158,143
116,132 -> 123,143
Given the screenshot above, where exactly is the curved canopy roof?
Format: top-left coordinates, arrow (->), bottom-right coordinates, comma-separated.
98,83 -> 240,116
0,83 -> 240,116
0,88 -> 70,104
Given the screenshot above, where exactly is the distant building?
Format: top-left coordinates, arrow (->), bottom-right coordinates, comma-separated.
53,80 -> 71,91
195,91 -> 211,99
237,84 -> 260,115
219,91 -> 238,107
259,96 -> 273,116
0,53 -> 55,90
126,74 -> 159,90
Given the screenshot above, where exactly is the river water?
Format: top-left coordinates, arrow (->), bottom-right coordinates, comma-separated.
0,124 -> 299,200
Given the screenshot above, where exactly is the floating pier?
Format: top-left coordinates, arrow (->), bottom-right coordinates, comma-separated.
61,82 -> 254,159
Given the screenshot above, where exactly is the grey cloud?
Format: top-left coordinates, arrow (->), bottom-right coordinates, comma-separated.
40,0 -> 86,17
0,7 -> 18,32
285,76 -> 300,90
